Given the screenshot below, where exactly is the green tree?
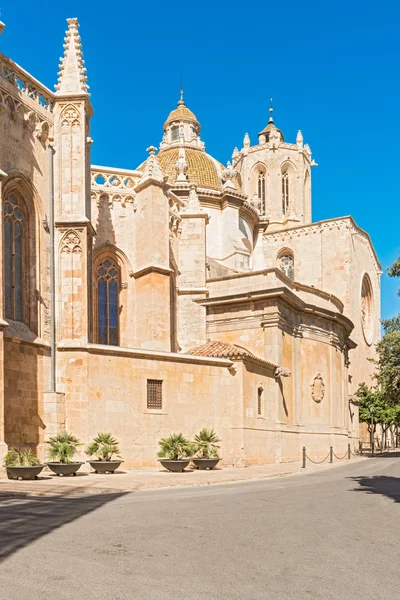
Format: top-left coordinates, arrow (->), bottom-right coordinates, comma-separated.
356,383 -> 400,448
381,254 -> 400,332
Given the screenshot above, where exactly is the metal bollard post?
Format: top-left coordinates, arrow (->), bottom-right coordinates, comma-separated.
348,443 -> 351,460
329,446 -> 333,463
302,446 -> 306,468
359,441 -> 362,455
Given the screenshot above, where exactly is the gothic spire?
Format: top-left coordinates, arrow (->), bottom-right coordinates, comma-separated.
55,18 -> 89,95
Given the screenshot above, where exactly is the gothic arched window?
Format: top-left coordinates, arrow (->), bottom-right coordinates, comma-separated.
4,193 -> 24,321
258,170 -> 266,215
282,169 -> 290,215
279,252 -> 294,281
96,257 -> 120,346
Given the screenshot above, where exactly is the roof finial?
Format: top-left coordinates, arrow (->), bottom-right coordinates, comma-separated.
178,76 -> 185,106
269,97 -> 274,123
55,17 -> 89,95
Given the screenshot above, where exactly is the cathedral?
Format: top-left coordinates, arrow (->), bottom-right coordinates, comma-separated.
0,18 -> 381,467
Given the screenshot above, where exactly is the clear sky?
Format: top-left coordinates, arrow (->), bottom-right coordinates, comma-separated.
1,0 -> 399,320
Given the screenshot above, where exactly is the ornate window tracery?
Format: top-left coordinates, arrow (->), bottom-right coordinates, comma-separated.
282,169 -> 290,215
258,170 -> 266,215
4,193 -> 25,321
278,252 -> 294,281
95,257 -> 120,345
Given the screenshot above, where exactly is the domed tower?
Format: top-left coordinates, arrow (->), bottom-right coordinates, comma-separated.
233,103 -> 316,230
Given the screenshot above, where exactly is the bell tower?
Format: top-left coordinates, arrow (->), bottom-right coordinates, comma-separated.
233,102 -> 316,230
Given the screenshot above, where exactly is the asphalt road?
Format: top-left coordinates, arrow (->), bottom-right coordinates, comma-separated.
0,454 -> 399,600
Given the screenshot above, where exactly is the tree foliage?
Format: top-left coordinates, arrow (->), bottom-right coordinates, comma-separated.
157,433 -> 193,460
193,428 -> 221,459
355,254 -> 400,445
46,431 -> 81,463
86,432 -> 121,461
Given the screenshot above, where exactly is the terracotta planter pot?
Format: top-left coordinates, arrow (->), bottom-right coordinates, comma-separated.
87,460 -> 123,474
5,465 -> 45,480
46,462 -> 83,477
158,459 -> 191,472
192,458 -> 221,470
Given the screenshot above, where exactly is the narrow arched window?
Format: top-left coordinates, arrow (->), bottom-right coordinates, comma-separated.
279,253 -> 294,280
96,258 -> 120,345
171,126 -> 179,141
258,171 -> 266,215
282,169 -> 289,215
4,194 -> 24,321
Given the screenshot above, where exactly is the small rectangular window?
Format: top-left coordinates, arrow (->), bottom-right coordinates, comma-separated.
171,126 -> 179,141
147,379 -> 163,410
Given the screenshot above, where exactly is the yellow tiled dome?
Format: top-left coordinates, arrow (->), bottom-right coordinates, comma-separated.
157,147 -> 220,190
164,105 -> 199,129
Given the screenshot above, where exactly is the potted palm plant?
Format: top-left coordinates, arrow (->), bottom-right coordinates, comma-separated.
157,433 -> 193,472
86,432 -> 123,473
192,428 -> 221,470
45,431 -> 83,476
4,447 -> 45,480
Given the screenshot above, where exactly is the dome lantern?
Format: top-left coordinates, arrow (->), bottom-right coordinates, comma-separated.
160,92 -> 204,151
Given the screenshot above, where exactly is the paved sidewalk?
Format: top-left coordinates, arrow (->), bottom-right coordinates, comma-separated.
0,455 -> 366,497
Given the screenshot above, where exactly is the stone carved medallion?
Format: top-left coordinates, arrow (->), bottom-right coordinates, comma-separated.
311,373 -> 325,403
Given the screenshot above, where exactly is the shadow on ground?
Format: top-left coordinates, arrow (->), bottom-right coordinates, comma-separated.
350,476 -> 400,503
0,490 -> 127,563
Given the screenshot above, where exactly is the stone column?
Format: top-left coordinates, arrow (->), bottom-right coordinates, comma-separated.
0,170 -> 8,463
134,163 -> 172,351
53,96 -> 94,344
178,185 -> 208,352
0,170 -> 10,463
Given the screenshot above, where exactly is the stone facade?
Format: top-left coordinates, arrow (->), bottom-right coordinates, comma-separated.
0,18 -> 381,467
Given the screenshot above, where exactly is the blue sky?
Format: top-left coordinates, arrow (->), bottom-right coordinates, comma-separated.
1,0 -> 399,320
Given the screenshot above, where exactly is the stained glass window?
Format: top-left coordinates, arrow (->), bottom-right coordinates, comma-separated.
96,258 -> 120,345
4,194 -> 24,321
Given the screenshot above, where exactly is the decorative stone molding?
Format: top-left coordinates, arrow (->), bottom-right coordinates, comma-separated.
183,183 -> 203,213
311,373 -> 325,403
93,190 -> 136,210
139,146 -> 165,185
60,104 -> 80,126
0,55 -> 55,113
222,161 -> 238,189
60,230 -> 82,254
175,147 -> 188,182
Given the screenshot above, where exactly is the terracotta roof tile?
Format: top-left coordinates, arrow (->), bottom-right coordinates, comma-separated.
188,340 -> 278,369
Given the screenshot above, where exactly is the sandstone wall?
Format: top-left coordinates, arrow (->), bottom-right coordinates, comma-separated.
3,337 -> 50,448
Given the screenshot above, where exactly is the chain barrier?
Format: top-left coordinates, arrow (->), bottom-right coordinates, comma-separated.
302,444 -> 353,468
304,452 -> 330,465
333,451 -> 348,461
